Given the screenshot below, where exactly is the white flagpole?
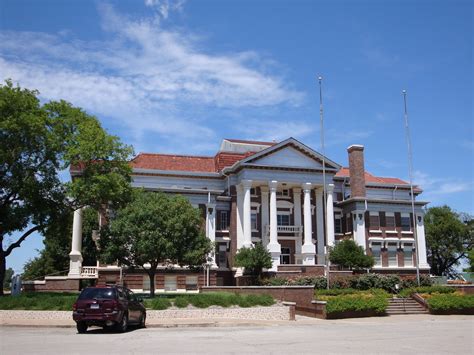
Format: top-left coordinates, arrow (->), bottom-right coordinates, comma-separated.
318,76 -> 330,289
402,90 -> 421,286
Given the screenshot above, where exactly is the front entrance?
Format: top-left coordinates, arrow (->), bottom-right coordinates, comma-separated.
279,240 -> 295,264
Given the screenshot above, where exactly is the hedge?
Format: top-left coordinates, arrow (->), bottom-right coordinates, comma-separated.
319,292 -> 388,315
398,286 -> 455,298
0,292 -> 77,310
428,294 -> 474,313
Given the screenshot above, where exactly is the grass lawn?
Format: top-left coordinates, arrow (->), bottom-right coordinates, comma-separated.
0,292 -> 77,311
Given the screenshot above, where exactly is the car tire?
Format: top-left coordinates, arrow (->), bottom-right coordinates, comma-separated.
116,313 -> 128,333
139,312 -> 146,328
76,322 -> 88,334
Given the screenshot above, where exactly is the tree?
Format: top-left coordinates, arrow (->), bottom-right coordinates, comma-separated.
425,206 -> 473,276
22,207 -> 99,280
99,190 -> 212,297
234,243 -> 273,282
0,80 -> 133,295
466,249 -> 474,272
3,268 -> 13,290
329,239 -> 375,270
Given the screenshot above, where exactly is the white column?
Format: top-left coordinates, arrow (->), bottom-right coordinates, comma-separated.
267,180 -> 281,271
68,208 -> 84,278
236,185 -> 244,250
416,213 -> 430,268
293,187 -> 302,258
353,210 -> 366,251
315,188 -> 325,264
206,203 -> 217,267
326,184 -> 335,248
260,186 -> 269,247
242,180 -> 253,248
302,183 -> 316,265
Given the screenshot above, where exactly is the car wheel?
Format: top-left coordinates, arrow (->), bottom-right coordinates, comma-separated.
76,321 -> 88,334
139,312 -> 146,328
116,313 -> 128,333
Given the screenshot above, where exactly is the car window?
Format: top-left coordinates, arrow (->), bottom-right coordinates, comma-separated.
78,288 -> 116,300
117,288 -> 126,300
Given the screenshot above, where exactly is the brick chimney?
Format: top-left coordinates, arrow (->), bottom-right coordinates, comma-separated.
347,144 -> 366,198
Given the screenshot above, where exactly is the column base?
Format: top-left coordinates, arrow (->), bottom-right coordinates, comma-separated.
242,242 -> 253,249
418,263 -> 430,269
267,243 -> 281,272
68,251 -> 83,279
302,253 -> 316,265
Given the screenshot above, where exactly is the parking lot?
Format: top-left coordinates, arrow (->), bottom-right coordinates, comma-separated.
1,314 -> 472,354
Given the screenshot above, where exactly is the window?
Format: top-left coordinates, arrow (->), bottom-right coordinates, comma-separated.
185,276 -> 198,291
404,244 -> 414,266
276,189 -> 290,197
401,214 -> 411,232
387,243 -> 398,267
219,210 -> 229,231
277,214 -> 290,226
218,244 -> 227,267
385,212 -> 396,230
280,247 -> 291,264
250,188 -> 257,196
143,275 -> 150,291
335,214 -> 342,234
164,276 -> 177,291
371,243 -> 382,267
369,212 -> 380,230
251,212 -> 258,230
346,213 -> 352,233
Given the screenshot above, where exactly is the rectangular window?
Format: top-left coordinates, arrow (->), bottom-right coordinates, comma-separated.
371,243 -> 382,267
369,212 -> 380,230
404,244 -> 414,266
218,244 -> 227,267
335,214 -> 342,234
385,212 -> 396,230
401,214 -> 411,231
276,189 -> 289,197
250,188 -> 257,196
251,212 -> 258,230
185,276 -> 198,291
277,214 -> 290,226
346,213 -> 352,233
387,243 -> 398,267
143,275 -> 150,291
164,276 -> 177,291
219,211 -> 229,231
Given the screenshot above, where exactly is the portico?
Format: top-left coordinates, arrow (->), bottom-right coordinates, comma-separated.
235,178 -> 335,270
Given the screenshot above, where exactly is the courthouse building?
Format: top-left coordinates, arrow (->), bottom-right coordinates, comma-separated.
60,137 -> 431,292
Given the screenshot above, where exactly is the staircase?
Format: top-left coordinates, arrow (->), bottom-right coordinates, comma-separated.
386,297 -> 428,315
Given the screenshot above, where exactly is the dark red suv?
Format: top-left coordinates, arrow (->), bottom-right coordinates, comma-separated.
72,286 -> 146,333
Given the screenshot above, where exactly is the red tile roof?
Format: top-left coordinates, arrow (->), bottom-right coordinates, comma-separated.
335,167 -> 409,185
131,153 -> 217,173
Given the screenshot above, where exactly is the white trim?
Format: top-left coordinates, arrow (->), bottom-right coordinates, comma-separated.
369,211 -> 380,216
401,231 -> 414,235
385,230 -> 398,234
369,229 -> 383,233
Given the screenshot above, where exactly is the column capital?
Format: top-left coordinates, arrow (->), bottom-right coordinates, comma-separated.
327,183 -> 335,193
268,180 -> 278,191
241,179 -> 253,189
302,182 -> 312,192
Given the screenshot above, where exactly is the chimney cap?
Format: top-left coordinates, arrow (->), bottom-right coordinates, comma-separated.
347,144 -> 364,152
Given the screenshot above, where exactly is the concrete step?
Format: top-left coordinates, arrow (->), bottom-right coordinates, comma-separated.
386,298 -> 428,315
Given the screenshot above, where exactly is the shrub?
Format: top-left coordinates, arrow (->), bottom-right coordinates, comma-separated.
234,243 -> 273,281
329,239 -> 374,270
428,294 -> 474,312
316,288 -> 389,298
350,274 -> 400,292
174,296 -> 190,308
399,276 -> 432,289
323,293 -> 388,315
0,292 -> 77,310
398,286 -> 456,298
260,277 -> 288,286
150,297 -> 172,310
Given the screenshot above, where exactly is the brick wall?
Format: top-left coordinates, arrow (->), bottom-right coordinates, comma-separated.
23,278 -> 80,293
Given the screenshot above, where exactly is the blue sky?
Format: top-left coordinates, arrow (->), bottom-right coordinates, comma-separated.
1,0 -> 472,273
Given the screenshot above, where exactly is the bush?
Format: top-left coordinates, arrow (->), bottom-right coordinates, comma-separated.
174,296 -> 190,308
428,294 -> 474,312
323,293 -> 388,315
398,286 -> 456,298
260,276 -> 328,289
350,274 -> 400,291
150,297 -> 172,310
329,239 -> 374,270
316,288 -> 389,298
0,292 -> 77,310
181,292 -> 274,309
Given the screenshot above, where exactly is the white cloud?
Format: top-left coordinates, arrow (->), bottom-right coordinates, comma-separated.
413,170 -> 472,196
0,3 -> 303,153
235,119 -> 315,143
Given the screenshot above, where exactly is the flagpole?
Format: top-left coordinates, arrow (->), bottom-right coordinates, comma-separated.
318,76 -> 329,289
402,90 -> 421,286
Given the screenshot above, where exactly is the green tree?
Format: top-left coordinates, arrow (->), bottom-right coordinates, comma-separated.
0,80 -> 133,295
234,243 -> 273,282
425,206 -> 473,276
99,190 -> 211,297
467,249 -> 474,272
329,239 -> 375,270
22,207 -> 99,280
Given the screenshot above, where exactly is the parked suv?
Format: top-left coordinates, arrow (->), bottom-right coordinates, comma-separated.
72,286 -> 146,333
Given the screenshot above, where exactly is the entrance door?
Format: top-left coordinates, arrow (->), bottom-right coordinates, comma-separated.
280,247 -> 291,264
